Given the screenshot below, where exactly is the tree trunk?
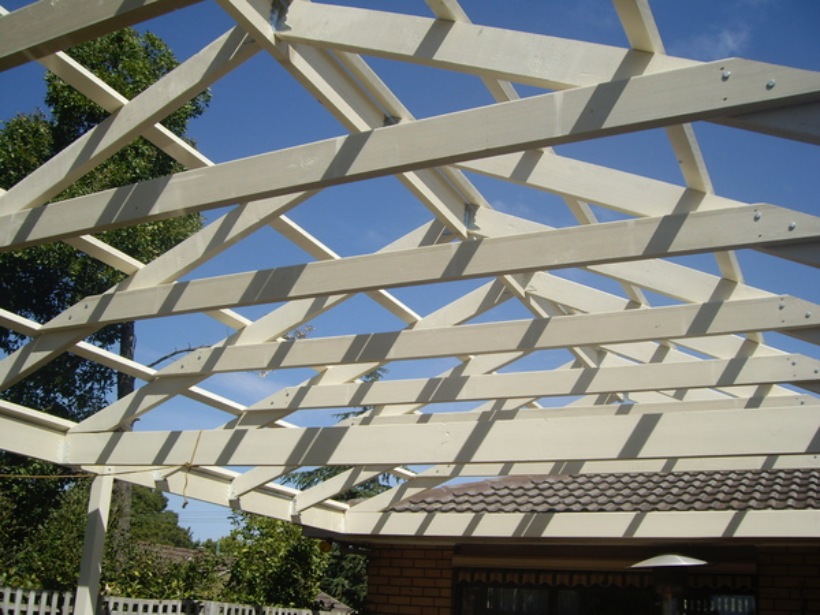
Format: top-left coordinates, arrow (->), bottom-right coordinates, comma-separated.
117,320 -> 136,400
115,321 -> 136,539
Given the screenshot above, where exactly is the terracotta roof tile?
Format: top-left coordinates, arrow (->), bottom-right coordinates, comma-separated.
389,469 -> 819,514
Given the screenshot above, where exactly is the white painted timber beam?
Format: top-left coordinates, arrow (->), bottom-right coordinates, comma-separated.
0,399 -> 73,432
233,289 -> 521,428
35,50 -> 213,170
463,151 -> 737,220
0,28 -> 318,393
219,0 -> 474,236
345,509 -> 820,540
471,209 -> 802,335
230,465 -> 297,500
0,0 -> 202,71
473,211 -> 778,357
0,193 -> 315,392
0,28 -> 262,339
149,465 -> 345,531
0,27 -> 257,214
612,0 -> 665,54
478,267 -> 789,377
60,291 -> 354,433
279,3 -> 819,143
615,0 -> 747,289
62,237 -> 144,277
204,323 -> 796,428
716,102 -> 820,145
347,476 -> 449,514
75,464 -> 348,527
258,354 -> 819,410
0,321 -> 249,418
424,0 -> 468,22
65,223 -> 451,434
151,296 -> 817,376
0,404 -> 69,462
240,355 -> 545,429
278,1 -> 695,90
402,454 -> 820,481
421,0 -> 519,102
471,214 -> 776,384
268,216 -> 420,326
328,49 -> 502,217
612,0 -> 714,191
293,465 -> 397,513
60,405 -> 820,467
346,394 -> 813,426
3,57 -> 817,251
35,204 -> 820,332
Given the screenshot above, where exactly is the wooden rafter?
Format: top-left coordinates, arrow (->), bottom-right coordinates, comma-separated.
0,0 -> 817,541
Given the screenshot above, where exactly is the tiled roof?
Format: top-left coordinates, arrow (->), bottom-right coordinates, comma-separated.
389,469 -> 819,514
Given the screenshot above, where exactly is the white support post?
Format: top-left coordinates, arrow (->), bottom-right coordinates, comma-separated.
75,474 -> 114,615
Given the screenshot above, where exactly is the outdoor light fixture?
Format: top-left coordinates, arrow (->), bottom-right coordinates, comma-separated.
632,554 -> 707,615
631,553 -> 708,568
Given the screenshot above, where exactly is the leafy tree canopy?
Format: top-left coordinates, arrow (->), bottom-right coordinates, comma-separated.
281,368 -> 392,612
0,27 -> 207,419
129,487 -> 194,548
1,26 -> 207,584
0,481 -> 217,597
223,512 -> 329,609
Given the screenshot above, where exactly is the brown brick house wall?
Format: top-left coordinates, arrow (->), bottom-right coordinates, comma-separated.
364,544 -> 820,615
758,546 -> 820,615
365,545 -> 453,615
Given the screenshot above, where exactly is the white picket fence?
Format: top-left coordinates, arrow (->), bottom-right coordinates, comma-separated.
0,588 -> 343,615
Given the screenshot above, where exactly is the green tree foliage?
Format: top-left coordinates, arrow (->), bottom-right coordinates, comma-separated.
282,368 -> 393,612
223,513 -> 329,609
0,459 -> 79,567
320,544 -> 370,613
0,30 -> 206,419
0,481 -> 221,596
0,26 -> 207,590
284,368 -> 394,500
2,479 -> 92,589
104,541 -> 224,601
129,487 -> 195,548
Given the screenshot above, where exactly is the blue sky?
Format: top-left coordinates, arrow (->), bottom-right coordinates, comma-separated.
1,0 -> 818,540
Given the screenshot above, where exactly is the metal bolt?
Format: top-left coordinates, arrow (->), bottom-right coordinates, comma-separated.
753,211 -> 762,221
722,70 -> 732,81
766,80 -> 776,90
788,222 -> 796,231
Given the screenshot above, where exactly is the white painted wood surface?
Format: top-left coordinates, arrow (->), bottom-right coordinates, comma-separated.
0,0 -> 817,541
0,587 -> 339,615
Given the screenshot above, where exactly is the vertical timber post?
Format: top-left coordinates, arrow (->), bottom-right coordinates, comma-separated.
75,474 -> 114,615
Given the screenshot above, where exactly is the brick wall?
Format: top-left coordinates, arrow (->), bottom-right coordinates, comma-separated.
365,545 -> 453,615
758,546 -> 820,615
364,544 -> 820,614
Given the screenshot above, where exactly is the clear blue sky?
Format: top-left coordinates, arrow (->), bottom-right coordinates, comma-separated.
1,0 -> 818,540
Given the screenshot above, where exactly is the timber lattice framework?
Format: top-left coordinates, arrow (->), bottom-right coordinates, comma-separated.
0,0 -> 818,542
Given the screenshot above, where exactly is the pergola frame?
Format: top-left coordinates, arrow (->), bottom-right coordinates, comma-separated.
0,0 -> 818,554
